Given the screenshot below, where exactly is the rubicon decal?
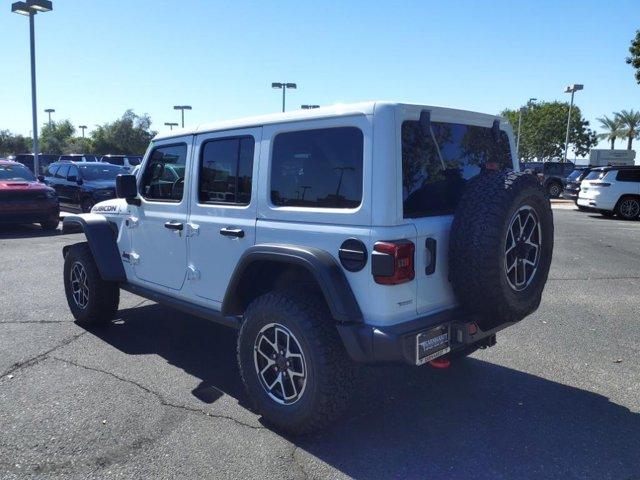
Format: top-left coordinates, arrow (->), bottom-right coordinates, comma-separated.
93,205 -> 118,213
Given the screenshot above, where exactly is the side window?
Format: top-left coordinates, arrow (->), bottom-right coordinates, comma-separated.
617,169 -> 640,182
140,144 -> 188,202
56,164 -> 69,179
270,127 -> 363,208
47,164 -> 59,176
67,165 -> 79,180
402,121 -> 512,218
199,136 -> 254,205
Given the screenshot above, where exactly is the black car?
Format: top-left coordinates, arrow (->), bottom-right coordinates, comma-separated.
562,167 -> 591,207
43,161 -> 125,212
520,161 -> 575,198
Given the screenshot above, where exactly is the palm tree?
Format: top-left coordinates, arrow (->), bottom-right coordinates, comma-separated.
615,110 -> 640,150
596,115 -> 624,149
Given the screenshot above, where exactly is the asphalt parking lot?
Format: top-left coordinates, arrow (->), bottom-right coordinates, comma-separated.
1,206 -> 639,480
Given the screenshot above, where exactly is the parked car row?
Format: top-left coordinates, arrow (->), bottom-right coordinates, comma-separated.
564,165 -> 640,220
10,153 -> 142,175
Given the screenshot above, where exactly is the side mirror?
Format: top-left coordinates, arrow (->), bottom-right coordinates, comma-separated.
37,175 -> 45,182
116,174 -> 141,206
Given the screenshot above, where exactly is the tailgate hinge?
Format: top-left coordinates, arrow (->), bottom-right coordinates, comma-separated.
185,223 -> 200,237
187,265 -> 200,281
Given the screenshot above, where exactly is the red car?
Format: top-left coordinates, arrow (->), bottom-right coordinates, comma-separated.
0,159 -> 60,230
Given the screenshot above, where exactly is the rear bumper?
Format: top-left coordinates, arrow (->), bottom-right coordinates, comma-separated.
337,308 -> 515,365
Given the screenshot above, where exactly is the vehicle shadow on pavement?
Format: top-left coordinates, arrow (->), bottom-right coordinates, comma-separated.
93,304 -> 640,480
0,224 -> 62,239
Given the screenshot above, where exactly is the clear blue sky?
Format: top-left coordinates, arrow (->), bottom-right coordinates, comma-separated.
2,0 -> 639,152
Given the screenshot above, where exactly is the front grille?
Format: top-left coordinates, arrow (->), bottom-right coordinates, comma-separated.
0,190 -> 48,201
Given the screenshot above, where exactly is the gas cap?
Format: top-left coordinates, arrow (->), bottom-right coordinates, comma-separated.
338,238 -> 368,272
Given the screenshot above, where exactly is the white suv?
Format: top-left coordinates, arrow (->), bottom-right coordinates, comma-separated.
577,166 -> 640,219
61,102 -> 554,434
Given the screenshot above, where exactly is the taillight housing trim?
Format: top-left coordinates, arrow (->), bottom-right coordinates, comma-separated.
372,240 -> 415,285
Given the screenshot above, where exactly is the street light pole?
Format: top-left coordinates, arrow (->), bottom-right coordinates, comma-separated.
29,11 -> 39,173
272,83 -> 297,112
563,84 -> 583,162
173,105 -> 192,128
78,125 -> 87,138
301,104 -> 320,110
164,122 -> 179,131
515,97 -> 536,161
12,1 -> 53,175
45,108 -> 55,126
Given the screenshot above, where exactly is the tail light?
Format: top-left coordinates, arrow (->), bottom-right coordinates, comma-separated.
372,240 -> 415,285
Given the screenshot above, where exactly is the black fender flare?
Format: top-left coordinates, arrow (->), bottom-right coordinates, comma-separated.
222,244 -> 363,323
62,214 -> 126,282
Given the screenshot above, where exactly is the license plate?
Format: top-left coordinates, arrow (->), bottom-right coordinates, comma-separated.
415,325 -> 450,365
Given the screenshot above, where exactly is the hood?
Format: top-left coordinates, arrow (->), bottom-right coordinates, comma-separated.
83,179 -> 117,190
0,180 -> 52,192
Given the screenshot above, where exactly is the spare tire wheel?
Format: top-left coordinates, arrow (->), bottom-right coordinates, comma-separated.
449,171 -> 553,327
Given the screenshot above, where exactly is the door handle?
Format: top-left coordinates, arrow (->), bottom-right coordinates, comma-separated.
219,227 -> 244,238
164,221 -> 184,231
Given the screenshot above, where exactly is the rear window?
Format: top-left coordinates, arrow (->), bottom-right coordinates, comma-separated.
270,127 -> 363,209
402,120 -> 512,218
103,156 -> 125,166
585,170 -> 606,181
566,169 -> 585,181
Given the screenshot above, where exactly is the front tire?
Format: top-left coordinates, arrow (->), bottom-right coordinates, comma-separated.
547,182 -> 562,198
63,242 -> 119,325
81,198 -> 95,213
237,290 -> 354,435
40,220 -> 59,231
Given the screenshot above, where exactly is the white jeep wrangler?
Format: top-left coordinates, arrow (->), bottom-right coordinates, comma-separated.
62,102 -> 554,434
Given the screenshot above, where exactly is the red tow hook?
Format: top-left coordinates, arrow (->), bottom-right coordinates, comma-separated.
428,357 -> 451,368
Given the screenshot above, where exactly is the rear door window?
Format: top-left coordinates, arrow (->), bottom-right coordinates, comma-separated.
270,127 -> 363,208
55,164 -> 70,179
47,164 -> 59,176
616,169 -> 640,182
402,120 -> 512,218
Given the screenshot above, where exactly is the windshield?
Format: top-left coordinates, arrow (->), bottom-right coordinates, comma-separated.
79,164 -> 125,181
0,164 -> 36,181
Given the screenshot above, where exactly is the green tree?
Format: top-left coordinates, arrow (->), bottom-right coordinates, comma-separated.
40,120 -> 75,155
0,130 -> 30,156
596,115 -> 624,149
90,110 -> 156,155
614,109 -> 640,150
626,29 -> 640,84
501,101 -> 597,161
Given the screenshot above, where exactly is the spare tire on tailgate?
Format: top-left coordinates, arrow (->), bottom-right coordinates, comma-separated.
449,171 -> 553,327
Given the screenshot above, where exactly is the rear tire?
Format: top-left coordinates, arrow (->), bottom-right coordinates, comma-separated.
237,290 -> 354,435
547,182 -> 562,198
615,196 -> 640,220
63,242 -> 119,326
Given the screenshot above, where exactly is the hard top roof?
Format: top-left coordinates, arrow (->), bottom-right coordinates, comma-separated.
153,101 -> 507,141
